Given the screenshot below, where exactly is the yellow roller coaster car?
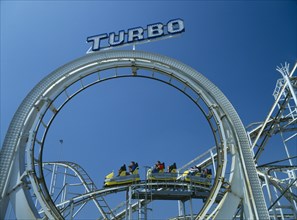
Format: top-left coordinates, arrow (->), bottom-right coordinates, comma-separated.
181,170 -> 211,186
104,168 -> 140,187
147,168 -> 178,181
147,163 -> 178,181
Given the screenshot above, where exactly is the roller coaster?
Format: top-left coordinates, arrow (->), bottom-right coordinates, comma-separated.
0,50 -> 296,219
103,161 -> 212,188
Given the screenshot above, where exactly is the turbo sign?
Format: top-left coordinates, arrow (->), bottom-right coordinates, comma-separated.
87,18 -> 185,52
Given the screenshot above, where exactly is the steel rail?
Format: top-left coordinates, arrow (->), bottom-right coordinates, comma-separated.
0,50 -> 268,219
32,71 -> 224,218
251,62 -> 297,160
42,161 -> 115,219
253,92 -> 292,161
52,181 -> 216,209
31,61 -> 226,219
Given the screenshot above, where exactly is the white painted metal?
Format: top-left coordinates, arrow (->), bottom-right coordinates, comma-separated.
43,162 -> 115,219
248,61 -> 297,219
0,50 -> 268,219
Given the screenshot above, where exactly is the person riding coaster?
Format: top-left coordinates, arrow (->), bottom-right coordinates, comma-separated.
147,162 -> 178,181
180,166 -> 212,186
104,162 -> 140,187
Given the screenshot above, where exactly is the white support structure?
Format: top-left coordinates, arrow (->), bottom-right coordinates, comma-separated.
248,61 -> 297,219
0,50 -> 269,219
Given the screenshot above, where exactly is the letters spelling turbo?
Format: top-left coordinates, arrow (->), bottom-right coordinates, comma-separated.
87,19 -> 185,51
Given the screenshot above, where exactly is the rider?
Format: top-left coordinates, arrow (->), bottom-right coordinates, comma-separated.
189,165 -> 201,176
152,161 -> 164,173
118,164 -> 127,176
128,161 -> 138,174
168,162 -> 177,173
201,168 -> 212,178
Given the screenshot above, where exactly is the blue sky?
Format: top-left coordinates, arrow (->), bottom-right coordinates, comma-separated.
1,1 -> 296,219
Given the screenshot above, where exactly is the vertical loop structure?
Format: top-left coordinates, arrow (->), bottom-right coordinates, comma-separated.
0,50 -> 269,219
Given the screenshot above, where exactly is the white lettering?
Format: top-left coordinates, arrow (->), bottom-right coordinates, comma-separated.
87,19 -> 185,52
109,31 -> 125,46
128,27 -> 144,42
167,19 -> 185,34
147,23 -> 164,38
87,34 -> 108,51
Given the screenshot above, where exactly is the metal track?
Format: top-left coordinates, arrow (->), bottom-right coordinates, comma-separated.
0,50 -> 268,219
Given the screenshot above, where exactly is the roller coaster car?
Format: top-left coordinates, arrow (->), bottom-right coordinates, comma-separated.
181,170 -> 212,186
147,169 -> 178,181
104,168 -> 140,187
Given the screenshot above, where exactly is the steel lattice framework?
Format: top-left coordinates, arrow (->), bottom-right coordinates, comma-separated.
0,50 -> 270,219
247,62 -> 297,219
